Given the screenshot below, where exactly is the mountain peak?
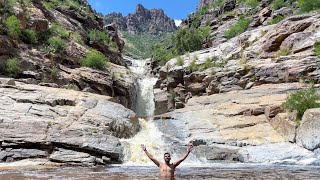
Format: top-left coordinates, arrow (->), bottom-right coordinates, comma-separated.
105,5 -> 177,35
136,4 -> 146,12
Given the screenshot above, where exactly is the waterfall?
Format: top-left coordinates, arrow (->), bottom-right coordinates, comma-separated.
121,59 -> 201,166
129,59 -> 157,118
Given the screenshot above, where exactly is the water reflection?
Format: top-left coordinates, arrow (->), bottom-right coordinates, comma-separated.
1,164 -> 320,180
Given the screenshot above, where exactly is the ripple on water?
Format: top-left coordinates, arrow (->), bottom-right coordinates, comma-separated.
1,164 -> 320,180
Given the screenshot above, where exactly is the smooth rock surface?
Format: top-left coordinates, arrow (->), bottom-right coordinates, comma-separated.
0,80 -> 140,164
297,108 -> 320,151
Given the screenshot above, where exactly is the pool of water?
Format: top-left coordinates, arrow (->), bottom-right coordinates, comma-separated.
1,164 -> 320,180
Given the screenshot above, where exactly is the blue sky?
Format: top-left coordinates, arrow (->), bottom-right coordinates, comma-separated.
87,0 -> 198,20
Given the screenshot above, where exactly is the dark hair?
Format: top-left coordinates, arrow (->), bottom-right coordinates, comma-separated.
164,152 -> 171,156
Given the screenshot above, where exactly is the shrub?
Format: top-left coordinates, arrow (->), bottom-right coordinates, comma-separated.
251,75 -> 257,81
213,0 -> 225,7
50,66 -> 58,80
5,58 -> 20,75
176,56 -> 184,66
246,0 -> 259,8
70,32 -> 84,45
81,50 -> 109,70
271,0 -> 286,10
224,17 -> 251,39
88,29 -> 110,45
152,43 -> 176,66
0,0 -> 16,15
47,36 -> 66,53
50,23 -> 69,38
199,26 -> 211,39
315,42 -> 320,57
202,57 -> 213,70
283,87 -> 320,120
5,15 -> 21,38
21,29 -> 37,44
191,13 -> 201,28
200,5 -> 210,15
297,0 -> 320,13
168,89 -> 176,103
174,28 -> 204,54
268,16 -> 285,25
188,56 -> 199,72
122,31 -> 172,59
275,48 -> 291,57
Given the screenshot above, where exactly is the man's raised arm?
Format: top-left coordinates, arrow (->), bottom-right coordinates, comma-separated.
141,144 -> 161,167
173,144 -> 193,167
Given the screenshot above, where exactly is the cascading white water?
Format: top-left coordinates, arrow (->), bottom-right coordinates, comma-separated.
121,59 -> 201,166
130,59 -> 157,117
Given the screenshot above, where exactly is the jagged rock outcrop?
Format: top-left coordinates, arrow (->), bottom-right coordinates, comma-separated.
156,13 -> 320,105
0,79 -> 140,165
104,4 -> 177,35
0,0 -> 138,109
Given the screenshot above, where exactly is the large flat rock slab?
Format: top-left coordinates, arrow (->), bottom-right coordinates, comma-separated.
0,80 -> 140,164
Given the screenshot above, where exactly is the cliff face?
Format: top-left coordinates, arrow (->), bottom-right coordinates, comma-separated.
0,0 -> 141,166
105,4 -> 177,35
152,0 -> 320,164
0,0 -> 137,109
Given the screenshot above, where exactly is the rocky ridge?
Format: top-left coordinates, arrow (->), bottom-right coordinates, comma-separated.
104,4 -> 177,35
0,0 -> 138,109
152,0 -> 320,164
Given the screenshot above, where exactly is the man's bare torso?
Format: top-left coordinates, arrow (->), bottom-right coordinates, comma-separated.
160,162 -> 175,179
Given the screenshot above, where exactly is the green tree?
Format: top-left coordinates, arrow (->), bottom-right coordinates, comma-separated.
174,28 -> 204,55
5,15 -> 21,38
297,0 -> 320,13
88,29 -> 110,45
0,0 -> 16,16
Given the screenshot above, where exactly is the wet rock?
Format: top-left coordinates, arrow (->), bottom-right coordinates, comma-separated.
154,89 -> 168,115
49,148 -> 96,165
0,148 -> 47,163
194,144 -> 240,161
238,143 -> 315,163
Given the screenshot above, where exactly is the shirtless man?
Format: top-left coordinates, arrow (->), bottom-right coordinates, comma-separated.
141,144 -> 193,179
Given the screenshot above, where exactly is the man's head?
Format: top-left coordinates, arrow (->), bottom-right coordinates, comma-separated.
164,152 -> 171,162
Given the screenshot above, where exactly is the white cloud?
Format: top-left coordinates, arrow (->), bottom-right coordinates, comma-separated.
174,20 -> 182,27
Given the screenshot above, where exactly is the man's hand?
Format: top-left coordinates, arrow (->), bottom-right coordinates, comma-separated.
187,144 -> 193,153
141,144 -> 146,152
